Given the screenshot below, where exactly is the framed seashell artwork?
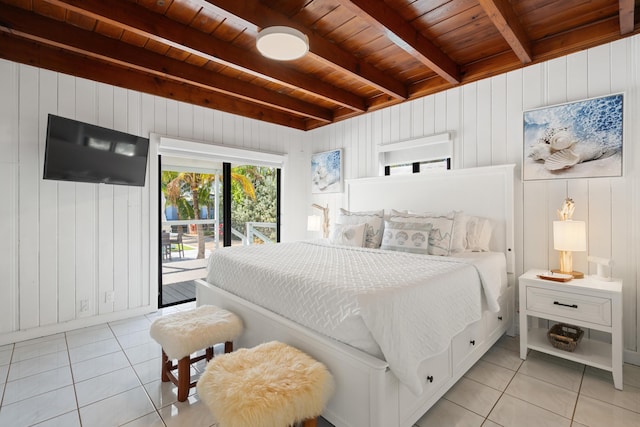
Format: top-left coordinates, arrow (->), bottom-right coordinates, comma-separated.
523,93 -> 623,181
311,148 -> 343,193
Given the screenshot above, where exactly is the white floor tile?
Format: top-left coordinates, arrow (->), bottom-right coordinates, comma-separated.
495,334 -> 520,353
7,350 -> 69,382
71,350 -> 130,382
505,373 -> 578,418
14,333 -> 65,348
481,421 -> 502,427
68,337 -> 121,364
66,325 -> 115,349
75,366 -> 142,407
109,317 -> 153,337
464,359 -> 516,391
480,345 -> 523,371
0,347 -> 13,366
488,394 -> 572,427
10,336 -> 68,363
519,351 -> 584,392
573,395 -> 640,427
3,366 -> 73,405
0,364 -> 9,384
623,363 -> 640,388
0,385 -> 77,427
580,368 -> 640,414
144,378 -> 179,409
158,395 -> 217,427
444,378 -> 502,417
132,357 -> 162,385
117,329 -> 155,349
415,398 -> 484,427
124,340 -> 162,365
121,411 -> 166,427
32,410 -> 80,427
79,386 -> 156,427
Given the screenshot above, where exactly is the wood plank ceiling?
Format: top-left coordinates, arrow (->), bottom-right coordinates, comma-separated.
0,0 -> 638,131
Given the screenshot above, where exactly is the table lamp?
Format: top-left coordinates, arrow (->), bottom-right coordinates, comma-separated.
553,198 -> 586,278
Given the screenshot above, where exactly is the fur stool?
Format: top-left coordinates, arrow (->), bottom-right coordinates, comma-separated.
197,341 -> 334,427
150,305 -> 243,402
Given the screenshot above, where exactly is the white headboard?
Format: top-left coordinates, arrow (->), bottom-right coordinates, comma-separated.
346,164 -> 516,273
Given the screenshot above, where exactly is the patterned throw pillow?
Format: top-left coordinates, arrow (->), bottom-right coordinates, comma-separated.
381,221 -> 432,254
465,216 -> 493,251
338,209 -> 384,249
390,210 -> 455,256
330,223 -> 366,247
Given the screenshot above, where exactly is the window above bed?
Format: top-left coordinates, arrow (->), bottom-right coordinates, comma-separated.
378,132 -> 452,176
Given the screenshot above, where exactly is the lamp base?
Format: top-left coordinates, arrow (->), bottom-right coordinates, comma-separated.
552,269 -> 584,279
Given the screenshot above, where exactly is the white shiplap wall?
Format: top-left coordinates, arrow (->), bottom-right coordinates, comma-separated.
309,36 -> 640,362
0,60 -> 308,344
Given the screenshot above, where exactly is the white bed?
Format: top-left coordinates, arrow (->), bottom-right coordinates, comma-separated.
196,164 -> 516,427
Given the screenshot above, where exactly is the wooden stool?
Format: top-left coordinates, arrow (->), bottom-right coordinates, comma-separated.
197,341 -> 334,427
149,305 -> 243,402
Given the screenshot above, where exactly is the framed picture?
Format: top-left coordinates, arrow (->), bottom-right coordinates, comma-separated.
311,149 -> 343,193
523,93 -> 623,181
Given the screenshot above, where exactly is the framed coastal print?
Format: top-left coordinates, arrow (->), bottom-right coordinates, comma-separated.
523,93 -> 623,181
311,149 -> 343,193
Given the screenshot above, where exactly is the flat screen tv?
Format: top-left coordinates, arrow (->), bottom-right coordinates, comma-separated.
43,114 -> 150,187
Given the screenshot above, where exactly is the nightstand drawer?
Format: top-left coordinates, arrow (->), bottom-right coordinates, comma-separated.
526,286 -> 611,326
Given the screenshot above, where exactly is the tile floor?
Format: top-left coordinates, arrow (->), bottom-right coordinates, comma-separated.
0,301 -> 638,427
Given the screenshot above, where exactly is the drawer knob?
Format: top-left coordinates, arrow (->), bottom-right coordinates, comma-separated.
498,316 -> 503,320
470,340 -> 476,346
554,301 -> 578,309
426,375 -> 434,383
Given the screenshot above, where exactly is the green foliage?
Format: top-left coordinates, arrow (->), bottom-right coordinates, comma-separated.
231,166 -> 277,241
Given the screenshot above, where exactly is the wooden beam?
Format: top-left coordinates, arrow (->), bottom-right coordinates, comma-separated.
619,0 -> 636,34
202,0 -> 408,100
43,0 -> 366,112
0,32 -> 308,130
0,4 -> 334,122
477,0 -> 532,63
337,0 -> 461,85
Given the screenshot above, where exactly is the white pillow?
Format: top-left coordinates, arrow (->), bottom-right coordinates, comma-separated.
465,216 -> 493,252
381,220 -> 432,254
331,223 -> 366,247
338,209 -> 384,249
390,210 -> 454,256
408,210 -> 468,254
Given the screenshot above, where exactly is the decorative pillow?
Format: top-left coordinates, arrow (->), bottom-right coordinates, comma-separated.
390,210 -> 454,256
338,209 -> 384,249
408,210 -> 468,254
465,216 -> 493,252
381,220 -> 432,254
330,223 -> 366,247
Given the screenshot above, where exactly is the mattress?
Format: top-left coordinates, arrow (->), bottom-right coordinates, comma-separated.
205,240 -> 507,394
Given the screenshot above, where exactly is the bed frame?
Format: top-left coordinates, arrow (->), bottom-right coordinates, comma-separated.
196,164 -> 516,427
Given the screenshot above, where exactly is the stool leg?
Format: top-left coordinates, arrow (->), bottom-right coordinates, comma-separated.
206,346 -> 213,361
161,350 -> 170,382
224,341 -> 233,353
302,418 -> 317,427
177,356 -> 191,402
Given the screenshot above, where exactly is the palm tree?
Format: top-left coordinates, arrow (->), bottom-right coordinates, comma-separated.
163,171 -> 256,259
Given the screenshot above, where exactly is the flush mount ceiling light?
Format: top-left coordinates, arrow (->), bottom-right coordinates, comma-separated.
256,26 -> 309,61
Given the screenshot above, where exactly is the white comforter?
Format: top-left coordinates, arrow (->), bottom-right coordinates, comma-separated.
206,240 -> 506,395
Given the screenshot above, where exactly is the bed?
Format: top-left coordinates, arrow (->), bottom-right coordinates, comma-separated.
196,164 -> 516,427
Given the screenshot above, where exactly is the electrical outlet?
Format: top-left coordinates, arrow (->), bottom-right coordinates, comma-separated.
105,291 -> 115,303
79,299 -> 89,313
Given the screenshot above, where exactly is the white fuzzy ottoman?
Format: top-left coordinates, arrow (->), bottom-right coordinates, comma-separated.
197,341 -> 334,427
150,305 -> 243,401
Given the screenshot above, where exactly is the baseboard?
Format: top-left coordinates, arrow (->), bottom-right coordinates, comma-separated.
0,305 -> 157,346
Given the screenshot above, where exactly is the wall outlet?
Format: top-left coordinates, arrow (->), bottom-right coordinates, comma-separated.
105,291 -> 115,303
79,299 -> 89,313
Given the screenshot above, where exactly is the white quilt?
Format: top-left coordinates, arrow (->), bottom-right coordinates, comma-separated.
206,240 -> 506,395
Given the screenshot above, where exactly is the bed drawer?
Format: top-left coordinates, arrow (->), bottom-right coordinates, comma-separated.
399,348 -> 451,420
526,286 -> 611,326
484,293 -> 509,338
452,320 -> 484,371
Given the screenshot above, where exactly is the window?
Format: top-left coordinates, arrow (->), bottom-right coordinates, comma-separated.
379,133 -> 452,176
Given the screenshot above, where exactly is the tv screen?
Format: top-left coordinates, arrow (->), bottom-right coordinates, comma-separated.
43,114 -> 150,187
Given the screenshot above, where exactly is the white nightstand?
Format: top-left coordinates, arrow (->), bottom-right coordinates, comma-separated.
519,269 -> 623,390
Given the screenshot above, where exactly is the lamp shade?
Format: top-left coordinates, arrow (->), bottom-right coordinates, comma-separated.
307,215 -> 322,232
256,26 -> 309,61
553,220 -> 586,251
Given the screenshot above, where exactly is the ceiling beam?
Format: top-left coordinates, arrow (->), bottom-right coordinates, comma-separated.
619,0 -> 636,34
0,32 -> 308,130
43,0 -> 366,112
477,0 -> 532,63
0,4 -> 333,123
336,0 -> 460,85
201,0 -> 408,100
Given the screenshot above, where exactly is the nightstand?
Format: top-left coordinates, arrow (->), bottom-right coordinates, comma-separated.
519,269 -> 623,390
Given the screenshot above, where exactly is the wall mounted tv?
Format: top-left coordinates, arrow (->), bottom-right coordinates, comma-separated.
43,114 -> 150,187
